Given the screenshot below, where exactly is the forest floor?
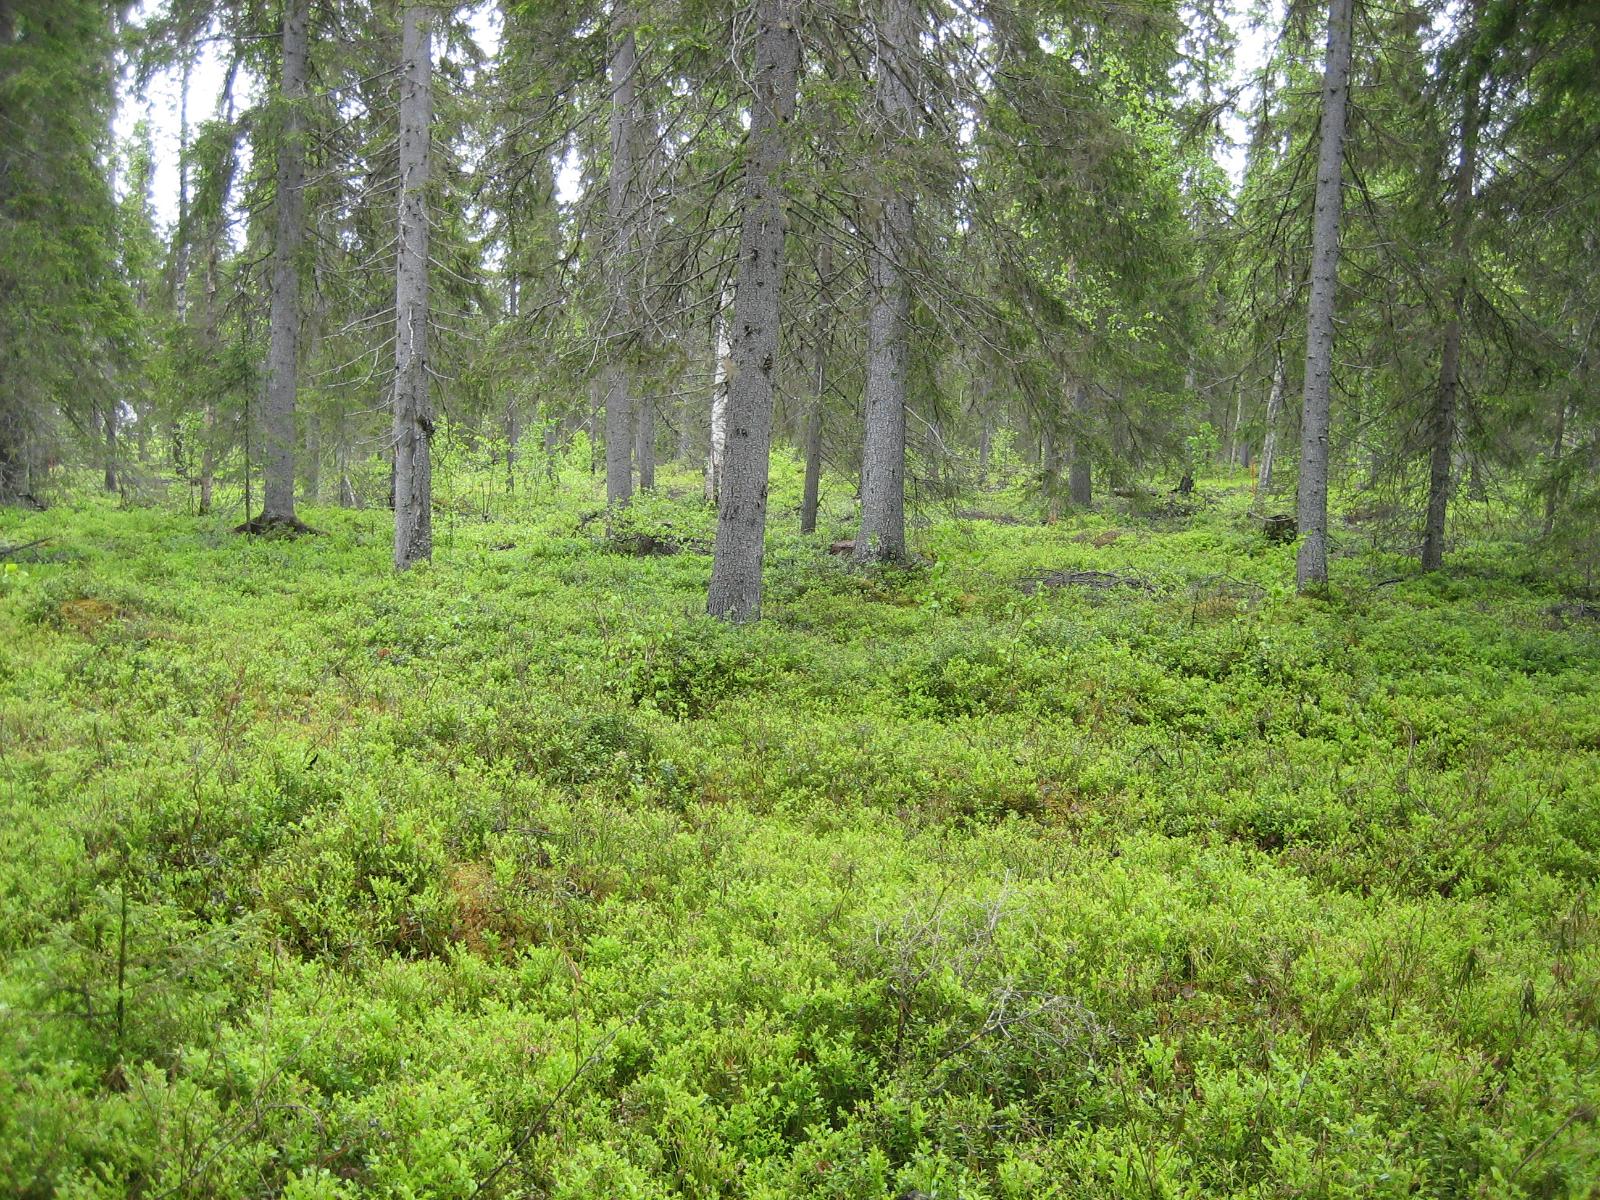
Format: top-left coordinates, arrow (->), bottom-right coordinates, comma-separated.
2,459 -> 1598,1198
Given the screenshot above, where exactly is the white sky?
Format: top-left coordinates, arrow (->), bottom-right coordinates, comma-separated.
118,0 -> 1277,232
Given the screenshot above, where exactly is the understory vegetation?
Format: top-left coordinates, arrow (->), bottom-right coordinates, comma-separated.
2,455 -> 1597,1198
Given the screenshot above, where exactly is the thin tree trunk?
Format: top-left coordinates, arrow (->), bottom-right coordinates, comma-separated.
801,242 -> 832,535
1230,384 -> 1247,466
604,17 -> 639,510
261,0 -> 308,525
543,406 -> 559,485
103,406 -> 118,493
1543,395 -> 1567,535
391,2 -> 433,568
705,290 -> 731,501
1042,422 -> 1062,520
1068,382 -> 1092,507
303,414 -> 320,502
1421,57 -> 1484,572
855,0 -> 918,564
1294,0 -> 1354,589
677,363 -> 693,462
635,395 -> 655,490
588,377 -> 601,475
706,0 -> 801,623
198,403 -> 216,514
1258,351 -> 1285,494
506,399 -> 519,494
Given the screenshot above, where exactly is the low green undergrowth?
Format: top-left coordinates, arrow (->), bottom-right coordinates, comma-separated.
1,462 -> 1596,1198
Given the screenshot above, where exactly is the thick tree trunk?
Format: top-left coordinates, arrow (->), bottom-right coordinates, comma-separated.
1068,382 -> 1091,507
801,242 -> 832,535
706,0 -> 801,623
1294,0 -> 1353,589
391,3 -> 433,568
604,18 -> 639,510
261,0 -> 308,525
1258,351 -> 1285,494
1421,62 -> 1484,572
854,0 -> 919,564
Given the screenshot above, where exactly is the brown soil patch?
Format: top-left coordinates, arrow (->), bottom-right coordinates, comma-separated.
57,597 -> 121,635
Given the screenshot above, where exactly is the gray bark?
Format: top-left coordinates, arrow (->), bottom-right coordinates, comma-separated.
801,242 -> 832,535
303,414 -> 320,502
706,0 -> 801,623
103,406 -> 118,493
1294,0 -> 1353,589
604,18 -> 639,509
391,2 -> 433,568
1258,350 -> 1285,494
1543,395 -> 1567,535
854,0 -> 919,564
1421,60 -> 1484,572
262,0 -> 308,523
1041,423 -> 1062,520
635,395 -> 655,491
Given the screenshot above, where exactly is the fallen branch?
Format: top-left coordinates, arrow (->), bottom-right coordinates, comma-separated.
0,537 -> 50,559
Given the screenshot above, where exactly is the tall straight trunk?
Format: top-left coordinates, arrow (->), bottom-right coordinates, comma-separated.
1421,60 -> 1484,571
199,405 -> 216,513
635,396 -> 655,490
588,377 -> 601,475
706,0 -> 801,623
506,400 -> 520,493
677,361 -> 694,462
391,3 -> 433,569
261,0 -> 308,524
1230,385 -> 1247,466
705,292 -> 731,501
604,18 -> 639,509
175,50 -> 192,321
1294,0 -> 1354,589
543,407 -> 559,485
801,242 -> 832,535
1543,396 -> 1567,535
1258,350 -> 1286,494
1068,382 -> 1091,507
1041,423 -> 1062,520
854,0 -> 919,564
303,414 -> 320,502
103,406 -> 118,493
